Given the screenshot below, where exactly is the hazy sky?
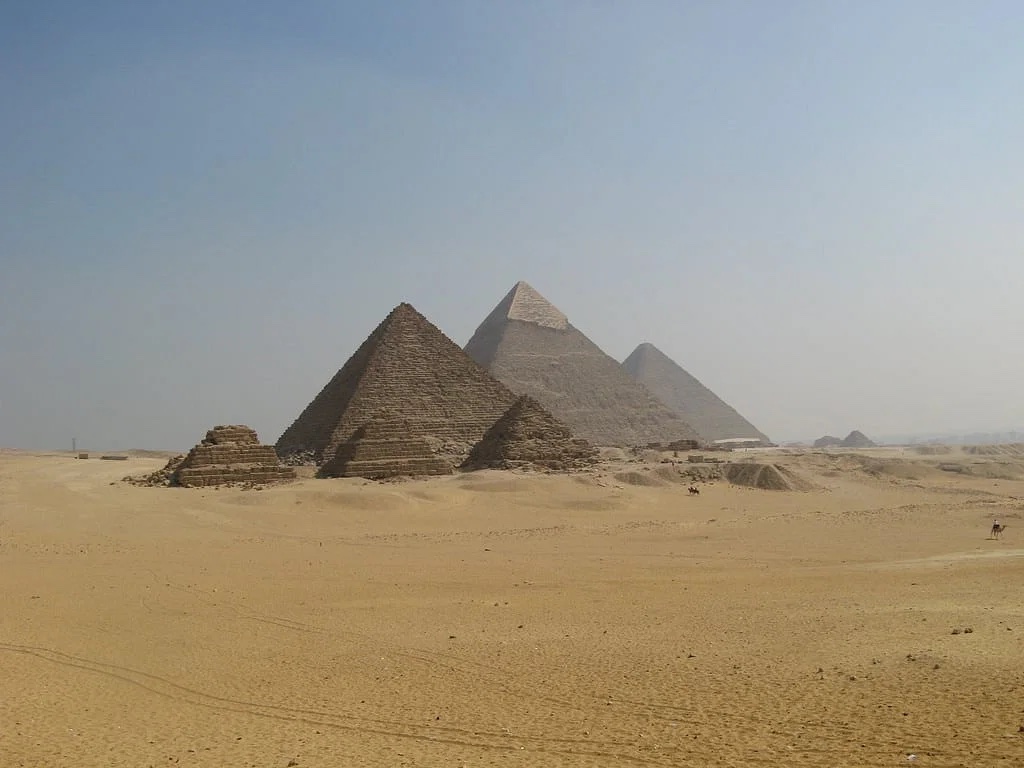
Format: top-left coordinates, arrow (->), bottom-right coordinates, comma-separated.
3,1 -> 1023,450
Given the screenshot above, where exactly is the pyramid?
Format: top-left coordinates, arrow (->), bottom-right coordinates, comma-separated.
842,430 -> 876,448
320,410 -> 454,479
463,395 -> 599,471
173,425 -> 295,487
464,282 -> 701,447
621,343 -> 770,445
276,303 -> 519,469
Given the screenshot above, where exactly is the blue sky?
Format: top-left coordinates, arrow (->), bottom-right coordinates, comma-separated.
2,1 -> 1023,449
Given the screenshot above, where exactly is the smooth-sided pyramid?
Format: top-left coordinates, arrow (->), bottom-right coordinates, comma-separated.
464,282 -> 701,447
622,343 -> 770,445
463,395 -> 599,471
276,303 -> 519,469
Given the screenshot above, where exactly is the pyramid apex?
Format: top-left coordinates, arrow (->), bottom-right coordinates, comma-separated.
501,281 -> 569,330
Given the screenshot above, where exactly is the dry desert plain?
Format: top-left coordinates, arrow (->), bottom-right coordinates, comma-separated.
1,446 -> 1023,767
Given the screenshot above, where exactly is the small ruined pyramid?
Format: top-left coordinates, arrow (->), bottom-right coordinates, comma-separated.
463,395 -> 599,471
622,342 -> 770,445
174,425 -> 295,488
842,430 -> 876,448
814,430 -> 876,448
276,303 -> 519,473
464,281 -> 701,447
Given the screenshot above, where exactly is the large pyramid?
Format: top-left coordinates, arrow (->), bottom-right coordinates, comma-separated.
464,282 -> 701,447
276,303 -> 519,468
622,343 -> 770,445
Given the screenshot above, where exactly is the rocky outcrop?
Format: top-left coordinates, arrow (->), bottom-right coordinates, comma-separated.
464,282 -> 700,447
463,395 -> 598,471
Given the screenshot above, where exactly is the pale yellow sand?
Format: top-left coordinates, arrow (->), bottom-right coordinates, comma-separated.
1,448 -> 1022,766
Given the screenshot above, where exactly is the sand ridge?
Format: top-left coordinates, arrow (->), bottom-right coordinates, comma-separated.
1,448 -> 1023,766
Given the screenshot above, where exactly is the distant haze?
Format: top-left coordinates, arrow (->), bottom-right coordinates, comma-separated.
2,2 -> 1023,451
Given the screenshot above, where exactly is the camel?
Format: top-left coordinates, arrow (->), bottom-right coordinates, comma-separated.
990,521 -> 1006,539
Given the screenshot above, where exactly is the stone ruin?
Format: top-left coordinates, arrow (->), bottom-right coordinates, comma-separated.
462,395 -> 599,472
128,425 -> 295,488
320,411 -> 454,479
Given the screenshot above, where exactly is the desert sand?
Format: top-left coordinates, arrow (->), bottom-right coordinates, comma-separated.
1,447 -> 1022,766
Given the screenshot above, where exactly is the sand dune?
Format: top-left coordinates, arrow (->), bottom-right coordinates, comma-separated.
1,448 -> 1022,766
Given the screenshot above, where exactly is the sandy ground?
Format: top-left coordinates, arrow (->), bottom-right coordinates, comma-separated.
1,447 -> 1022,767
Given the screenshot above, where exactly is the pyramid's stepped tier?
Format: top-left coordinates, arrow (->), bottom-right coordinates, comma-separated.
320,415 -> 454,479
182,445 -> 281,467
465,282 -> 701,447
622,343 -> 770,445
200,425 -> 260,445
276,303 -> 518,465
176,465 -> 298,488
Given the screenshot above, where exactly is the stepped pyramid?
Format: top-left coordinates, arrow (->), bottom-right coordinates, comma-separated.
175,425 -> 296,487
464,282 -> 701,447
320,410 -> 454,479
463,395 -> 599,471
276,303 -> 519,471
622,343 -> 770,445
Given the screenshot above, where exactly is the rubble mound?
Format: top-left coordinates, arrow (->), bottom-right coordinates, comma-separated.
463,395 -> 598,472
726,463 -> 811,491
125,454 -> 185,487
613,470 -> 667,487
